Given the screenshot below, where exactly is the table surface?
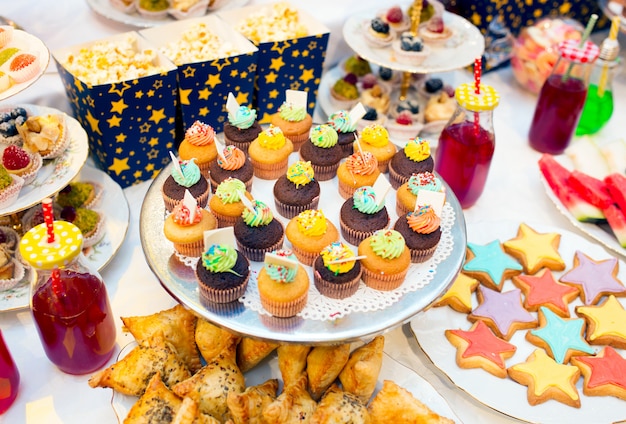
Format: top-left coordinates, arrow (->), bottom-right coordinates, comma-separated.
1,1 -> 625,423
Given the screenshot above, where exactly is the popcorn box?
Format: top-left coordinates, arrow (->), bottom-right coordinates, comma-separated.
139,15 -> 259,134
53,32 -> 178,188
218,2 -> 330,123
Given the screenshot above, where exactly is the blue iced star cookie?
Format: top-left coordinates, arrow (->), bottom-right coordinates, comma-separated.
462,240 -> 523,291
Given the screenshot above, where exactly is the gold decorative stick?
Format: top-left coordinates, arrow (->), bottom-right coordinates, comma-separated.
400,0 -> 424,100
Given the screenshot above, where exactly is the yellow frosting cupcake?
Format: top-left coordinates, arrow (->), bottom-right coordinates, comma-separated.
356,123 -> 396,173
285,209 -> 339,266
248,125 -> 294,179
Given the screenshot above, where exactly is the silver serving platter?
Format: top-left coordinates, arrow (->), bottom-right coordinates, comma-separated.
140,162 -> 466,344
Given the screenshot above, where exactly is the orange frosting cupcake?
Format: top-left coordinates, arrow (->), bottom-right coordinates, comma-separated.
178,120 -> 218,178
336,151 -> 380,200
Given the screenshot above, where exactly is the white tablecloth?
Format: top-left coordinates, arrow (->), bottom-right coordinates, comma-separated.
1,1 -> 625,423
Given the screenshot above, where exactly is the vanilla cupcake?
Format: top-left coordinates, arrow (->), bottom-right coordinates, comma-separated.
257,249 -> 309,317
336,151 -> 380,200
248,125 -> 293,180
285,209 -> 339,266
178,120 -> 218,178
358,229 -> 411,291
357,123 -> 397,173
164,203 -> 217,257
396,171 -> 445,217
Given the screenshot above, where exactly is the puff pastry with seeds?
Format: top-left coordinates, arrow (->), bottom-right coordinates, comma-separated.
236,337 -> 279,373
306,343 -> 351,400
262,374 -> 317,424
277,344 -> 312,387
172,397 -> 221,424
227,378 -> 279,424
339,336 -> 384,403
123,372 -> 183,424
310,384 -> 370,424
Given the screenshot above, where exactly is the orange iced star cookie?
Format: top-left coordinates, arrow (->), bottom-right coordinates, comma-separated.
507,349 -> 581,408
576,295 -> 626,349
570,346 -> 626,401
445,321 -> 517,378
432,272 -> 479,313
503,223 -> 565,275
512,269 -> 579,317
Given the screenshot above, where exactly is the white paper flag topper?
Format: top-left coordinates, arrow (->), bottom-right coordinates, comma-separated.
226,92 -> 240,116
238,190 -> 256,213
415,190 -> 446,217
265,251 -> 299,271
349,102 -> 367,124
169,151 -> 182,178
215,134 -> 226,161
372,174 -> 391,209
203,227 -> 236,253
182,189 -> 197,222
286,89 -> 307,108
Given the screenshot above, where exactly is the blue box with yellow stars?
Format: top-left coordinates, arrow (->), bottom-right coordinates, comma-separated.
219,5 -> 330,124
139,16 -> 259,134
53,33 -> 179,188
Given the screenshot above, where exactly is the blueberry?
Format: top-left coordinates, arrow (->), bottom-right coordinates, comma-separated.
379,67 -> 393,81
0,112 -> 11,123
425,78 -> 444,93
396,100 -> 420,114
362,106 -> 378,120
371,17 -> 390,35
0,122 -> 16,137
14,115 -> 25,126
10,107 -> 27,119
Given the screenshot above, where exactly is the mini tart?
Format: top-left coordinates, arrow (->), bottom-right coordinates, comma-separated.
178,121 -> 218,178
393,208 -> 442,263
2,147 -> 42,186
359,84 -> 391,115
357,124 -> 396,173
169,0 -> 210,19
357,229 -> 410,291
0,173 -> 24,209
0,25 -> 14,49
388,137 -> 434,190
313,242 -> 362,299
136,0 -> 170,18
392,37 -> 431,66
195,247 -> 250,304
419,22 -> 455,46
164,208 -> 217,257
109,0 -> 136,13
248,125 -> 294,180
0,256 -> 25,291
207,146 -> 254,193
336,151 -> 380,200
363,18 -> 393,48
17,114 -> 70,159
273,161 -> 320,219
56,181 -> 102,209
257,263 -> 309,318
71,208 -> 106,248
299,124 -> 343,181
8,53 -> 40,84
285,210 -> 340,266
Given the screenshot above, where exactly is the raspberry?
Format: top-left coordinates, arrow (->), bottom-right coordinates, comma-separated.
386,7 -> 403,24
2,145 -> 30,170
343,73 -> 358,85
427,16 -> 444,34
396,111 -> 413,125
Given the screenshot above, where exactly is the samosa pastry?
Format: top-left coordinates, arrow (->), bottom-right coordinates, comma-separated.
339,336 -> 384,403
172,339 -> 245,422
172,397 -> 221,424
277,344 -> 311,387
310,384 -> 371,424
88,331 -> 191,396
227,378 -> 279,424
122,304 -> 201,373
237,337 -> 279,373
195,317 -> 240,363
123,372 -> 182,424
368,380 -> 455,424
262,374 -> 317,424
306,343 -> 350,400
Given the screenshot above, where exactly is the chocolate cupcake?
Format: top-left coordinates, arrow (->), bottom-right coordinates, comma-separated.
394,206 -> 442,263
273,161 -> 320,219
313,241 -> 362,299
327,109 -> 359,157
196,244 -> 250,304
388,136 -> 434,189
339,186 -> 390,246
233,199 -> 284,262
299,124 -> 343,181
223,105 -> 262,152
162,158 -> 210,213
208,145 -> 254,193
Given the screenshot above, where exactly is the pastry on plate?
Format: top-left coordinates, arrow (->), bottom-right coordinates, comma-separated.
338,335 -> 384,403
306,343 -> 351,401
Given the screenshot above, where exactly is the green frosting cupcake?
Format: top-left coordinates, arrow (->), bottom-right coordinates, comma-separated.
309,124 -> 338,148
369,229 -> 405,259
353,186 -> 384,214
242,199 -> 273,227
215,178 -> 246,204
202,244 -> 239,274
0,166 -> 12,190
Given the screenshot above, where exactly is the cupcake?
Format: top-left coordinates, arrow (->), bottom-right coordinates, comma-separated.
357,124 -> 397,173
363,17 -> 393,48
257,249 -> 309,317
178,121 -> 218,178
394,205 -> 442,263
270,93 -> 313,151
392,32 -> 430,66
164,202 -> 217,257
209,178 -> 254,228
273,161 -> 320,219
385,111 -> 424,144
1,145 -> 41,185
330,73 -> 359,110
285,209 -> 339,266
327,109 -> 360,157
196,243 -> 250,304
299,124 -> 343,181
56,181 -> 102,209
388,136 -> 434,189
356,106 -> 386,133
396,171 -> 445,216
358,229 -> 411,291
233,199 -> 284,262
0,165 -> 24,209
313,241 -> 362,299
162,158 -> 210,213
343,55 -> 371,77
59,206 -> 105,248
248,125 -> 293,180
336,151 -> 380,200
208,145 -> 254,193
339,186 -> 390,246
17,114 -> 69,159
223,105 -> 262,152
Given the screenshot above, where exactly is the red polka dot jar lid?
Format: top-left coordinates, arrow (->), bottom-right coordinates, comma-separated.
19,221 -> 84,270
557,39 -> 599,63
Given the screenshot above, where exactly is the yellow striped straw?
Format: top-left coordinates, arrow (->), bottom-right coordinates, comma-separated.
598,17 -> 621,97
609,16 -> 620,41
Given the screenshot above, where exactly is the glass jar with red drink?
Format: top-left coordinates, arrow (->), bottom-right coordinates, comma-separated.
19,217 -> 116,375
435,81 -> 500,209
528,39 -> 599,154
0,330 -> 19,414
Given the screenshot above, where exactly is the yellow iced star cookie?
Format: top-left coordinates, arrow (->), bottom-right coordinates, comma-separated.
503,223 -> 565,275
507,349 -> 581,408
432,272 -> 479,313
576,295 -> 626,349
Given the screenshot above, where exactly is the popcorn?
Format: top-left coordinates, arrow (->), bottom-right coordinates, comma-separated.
61,35 -> 167,85
159,23 -> 241,66
235,2 -> 308,44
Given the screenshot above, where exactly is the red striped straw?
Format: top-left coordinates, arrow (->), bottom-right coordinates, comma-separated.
42,198 -> 55,244
474,57 -> 482,94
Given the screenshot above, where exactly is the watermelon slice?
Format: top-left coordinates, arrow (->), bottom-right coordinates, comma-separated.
538,154 -> 605,222
568,170 -> 614,209
605,173 -> 626,212
603,204 -> 626,247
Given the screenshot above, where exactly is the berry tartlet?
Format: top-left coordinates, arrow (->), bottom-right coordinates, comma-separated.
393,32 -> 430,66
1,144 -> 41,185
364,17 -> 393,48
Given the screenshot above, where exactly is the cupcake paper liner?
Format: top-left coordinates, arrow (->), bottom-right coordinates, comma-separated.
250,158 -> 288,180
173,239 -> 205,258
337,180 -> 357,200
313,269 -> 362,300
290,244 -> 318,267
40,115 -> 71,160
212,211 -> 239,229
224,139 -> 253,153
0,174 -> 24,209
8,54 -> 41,84
396,201 -> 413,218
82,213 -> 106,248
409,244 -> 438,264
197,273 -> 250,304
340,218 -> 377,246
310,162 -> 341,182
361,266 -> 408,291
274,195 -> 320,220
237,235 -> 284,262
0,259 -> 25,291
163,188 -> 209,213
388,163 -> 410,190
377,157 -> 391,174
260,290 -> 308,318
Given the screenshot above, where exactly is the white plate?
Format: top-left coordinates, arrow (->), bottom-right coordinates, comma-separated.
0,104 -> 89,215
343,11 -> 484,74
0,165 -> 130,312
0,30 -> 50,101
410,221 -> 626,424
539,156 -> 626,259
86,0 -> 250,28
111,341 -> 461,423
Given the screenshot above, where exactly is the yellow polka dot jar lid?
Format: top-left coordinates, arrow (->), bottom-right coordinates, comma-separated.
19,221 -> 84,270
454,82 -> 500,112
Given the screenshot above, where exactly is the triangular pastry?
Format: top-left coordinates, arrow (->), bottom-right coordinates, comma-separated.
123,372 -> 183,424
226,378 -> 279,424
195,317 -> 241,363
172,397 -> 221,424
339,336 -> 384,403
310,384 -> 370,424
277,343 -> 312,387
262,373 -> 317,424
236,337 -> 279,373
306,343 -> 351,400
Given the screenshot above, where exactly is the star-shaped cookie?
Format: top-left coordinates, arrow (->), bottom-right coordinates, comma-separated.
507,349 -> 581,408
570,346 -> 626,401
433,272 -> 479,313
526,306 -> 595,364
576,295 -> 626,349
503,223 -> 565,274
512,269 -> 579,317
559,250 -> 626,306
463,240 -> 523,291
